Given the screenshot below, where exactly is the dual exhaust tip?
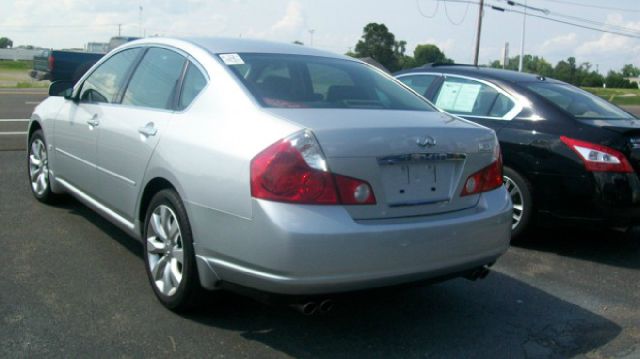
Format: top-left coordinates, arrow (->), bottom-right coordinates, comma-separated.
291,299 -> 335,315
290,266 -> 491,315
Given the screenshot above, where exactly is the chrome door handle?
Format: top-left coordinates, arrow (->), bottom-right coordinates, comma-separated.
138,122 -> 158,137
87,114 -> 99,127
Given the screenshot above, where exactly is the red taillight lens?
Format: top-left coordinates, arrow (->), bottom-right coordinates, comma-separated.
560,136 -> 633,173
251,131 -> 376,205
47,55 -> 54,71
461,154 -> 503,196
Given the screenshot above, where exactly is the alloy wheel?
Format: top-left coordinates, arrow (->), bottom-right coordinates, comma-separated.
504,176 -> 524,230
29,138 -> 49,196
146,205 -> 184,297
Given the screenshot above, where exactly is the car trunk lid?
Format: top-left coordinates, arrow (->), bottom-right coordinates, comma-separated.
265,109 -> 499,220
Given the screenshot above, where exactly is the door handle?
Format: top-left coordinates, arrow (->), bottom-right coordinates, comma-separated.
86,114 -> 99,127
138,122 -> 158,137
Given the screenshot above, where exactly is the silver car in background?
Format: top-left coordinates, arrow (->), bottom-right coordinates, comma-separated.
28,37 -> 512,312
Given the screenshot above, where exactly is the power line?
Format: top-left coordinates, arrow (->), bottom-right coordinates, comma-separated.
533,0 -> 640,13
444,0 -> 472,25
500,6 -> 640,38
496,0 -> 640,36
436,0 -> 640,39
416,0 -> 440,18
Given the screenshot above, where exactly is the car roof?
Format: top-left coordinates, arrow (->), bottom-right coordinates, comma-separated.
395,64 -> 563,84
182,37 -> 355,61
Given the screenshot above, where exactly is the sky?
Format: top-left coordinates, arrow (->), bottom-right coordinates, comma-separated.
0,0 -> 638,73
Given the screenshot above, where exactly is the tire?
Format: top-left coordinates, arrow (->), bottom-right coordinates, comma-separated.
143,189 -> 203,311
503,167 -> 533,240
28,129 -> 58,204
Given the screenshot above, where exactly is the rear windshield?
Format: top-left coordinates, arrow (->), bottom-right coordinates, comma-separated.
221,53 -> 434,111
525,82 -> 633,120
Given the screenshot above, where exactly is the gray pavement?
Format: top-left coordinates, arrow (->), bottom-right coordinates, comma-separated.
0,88 -> 46,151
1,87 -> 640,358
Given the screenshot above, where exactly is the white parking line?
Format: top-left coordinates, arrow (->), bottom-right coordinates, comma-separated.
0,132 -> 28,135
25,101 -> 40,105
0,119 -> 30,122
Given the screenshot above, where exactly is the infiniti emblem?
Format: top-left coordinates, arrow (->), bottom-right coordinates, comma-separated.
416,135 -> 437,148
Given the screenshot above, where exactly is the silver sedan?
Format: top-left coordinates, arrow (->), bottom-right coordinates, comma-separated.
28,37 -> 512,312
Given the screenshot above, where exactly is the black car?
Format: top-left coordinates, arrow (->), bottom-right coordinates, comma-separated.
395,64 -> 640,238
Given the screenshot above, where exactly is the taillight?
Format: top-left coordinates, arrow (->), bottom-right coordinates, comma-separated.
560,136 -> 633,173
47,55 -> 54,71
461,148 -> 503,197
251,130 -> 376,205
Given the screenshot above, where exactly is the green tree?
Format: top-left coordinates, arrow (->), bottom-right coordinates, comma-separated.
354,23 -> 403,72
622,64 -> 640,77
605,70 -> 635,88
413,44 -> 453,66
292,40 -> 304,45
0,37 -> 13,48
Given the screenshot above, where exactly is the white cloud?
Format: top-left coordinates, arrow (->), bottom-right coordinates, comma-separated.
246,0 -> 307,42
539,32 -> 577,53
571,14 -> 640,71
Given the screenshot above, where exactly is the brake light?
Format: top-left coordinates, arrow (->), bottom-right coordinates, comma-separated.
251,130 -> 376,205
48,55 -> 54,71
560,136 -> 633,173
461,153 -> 503,196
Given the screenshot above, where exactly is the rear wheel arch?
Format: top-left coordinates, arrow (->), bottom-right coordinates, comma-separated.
138,177 -> 178,235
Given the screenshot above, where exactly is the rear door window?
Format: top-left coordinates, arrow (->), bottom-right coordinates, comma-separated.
434,77 -> 515,118
122,47 -> 186,110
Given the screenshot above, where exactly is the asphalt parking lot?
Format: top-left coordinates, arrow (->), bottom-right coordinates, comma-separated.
1,89 -> 640,358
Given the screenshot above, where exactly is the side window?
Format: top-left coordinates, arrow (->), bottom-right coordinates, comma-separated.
178,63 -> 207,110
398,75 -> 437,96
79,48 -> 142,103
434,77 -> 514,118
122,48 -> 186,110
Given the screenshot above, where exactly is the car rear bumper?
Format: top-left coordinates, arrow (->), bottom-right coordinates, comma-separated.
533,171 -> 640,227
190,187 -> 512,295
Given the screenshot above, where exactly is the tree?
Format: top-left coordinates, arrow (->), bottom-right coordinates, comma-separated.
353,23 -> 402,72
605,70 -> 635,89
413,44 -> 453,66
0,37 -> 13,49
622,64 -> 640,77
292,40 -> 304,46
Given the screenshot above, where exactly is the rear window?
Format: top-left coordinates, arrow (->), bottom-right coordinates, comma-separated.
221,53 -> 434,111
526,82 -> 633,120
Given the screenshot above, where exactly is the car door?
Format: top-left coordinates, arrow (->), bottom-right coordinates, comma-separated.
430,75 -> 521,133
53,48 -> 143,193
94,47 -> 188,220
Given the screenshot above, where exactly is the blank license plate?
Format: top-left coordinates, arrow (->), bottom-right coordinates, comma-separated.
380,162 -> 453,206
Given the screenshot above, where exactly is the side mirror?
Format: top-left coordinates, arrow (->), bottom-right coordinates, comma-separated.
48,81 -> 74,99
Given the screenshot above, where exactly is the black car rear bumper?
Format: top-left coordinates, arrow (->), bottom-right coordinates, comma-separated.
533,171 -> 640,227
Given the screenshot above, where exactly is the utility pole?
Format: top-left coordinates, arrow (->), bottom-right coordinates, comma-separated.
518,0 -> 527,72
473,0 -> 484,66
308,29 -> 315,47
118,24 -> 122,37
139,5 -> 143,37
